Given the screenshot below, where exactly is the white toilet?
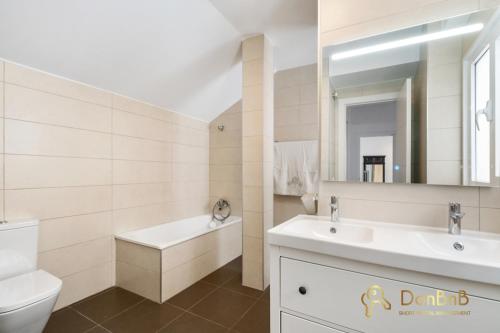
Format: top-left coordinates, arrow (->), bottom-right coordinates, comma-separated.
0,219 -> 62,333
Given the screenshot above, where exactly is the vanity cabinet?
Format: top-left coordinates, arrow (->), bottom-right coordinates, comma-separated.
270,247 -> 500,333
281,313 -> 345,333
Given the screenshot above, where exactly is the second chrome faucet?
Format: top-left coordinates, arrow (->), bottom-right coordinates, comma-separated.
330,195 -> 339,223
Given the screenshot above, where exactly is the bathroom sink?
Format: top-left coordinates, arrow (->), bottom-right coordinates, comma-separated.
268,215 -> 500,286
279,218 -> 374,244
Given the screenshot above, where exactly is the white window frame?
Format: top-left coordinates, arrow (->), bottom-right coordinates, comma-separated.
463,9 -> 500,187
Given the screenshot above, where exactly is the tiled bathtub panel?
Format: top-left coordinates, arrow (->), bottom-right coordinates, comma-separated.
116,261 -> 161,303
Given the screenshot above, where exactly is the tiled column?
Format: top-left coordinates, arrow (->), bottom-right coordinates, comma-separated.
241,35 -> 274,290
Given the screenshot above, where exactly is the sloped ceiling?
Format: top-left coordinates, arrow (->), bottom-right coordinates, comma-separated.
0,0 -> 317,121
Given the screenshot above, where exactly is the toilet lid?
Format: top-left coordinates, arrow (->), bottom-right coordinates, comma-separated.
0,270 -> 62,313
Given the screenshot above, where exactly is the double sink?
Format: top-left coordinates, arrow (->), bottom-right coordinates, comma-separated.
268,215 -> 500,286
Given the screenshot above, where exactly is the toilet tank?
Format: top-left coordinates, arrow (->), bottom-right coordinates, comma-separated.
0,219 -> 39,281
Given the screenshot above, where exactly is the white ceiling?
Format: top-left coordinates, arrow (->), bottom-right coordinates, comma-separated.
210,0 -> 318,71
0,0 -> 317,122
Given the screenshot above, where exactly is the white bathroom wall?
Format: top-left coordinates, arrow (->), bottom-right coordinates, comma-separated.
0,60 -> 210,309
318,0 -> 500,233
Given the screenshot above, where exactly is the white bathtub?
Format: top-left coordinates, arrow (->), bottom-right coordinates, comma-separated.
115,215 -> 242,303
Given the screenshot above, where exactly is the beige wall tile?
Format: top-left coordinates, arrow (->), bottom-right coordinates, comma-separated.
113,110 -> 170,142
242,85 -> 263,112
242,136 -> 263,162
112,94 -> 171,122
243,162 -> 263,186
113,183 -> 171,209
113,135 -> 170,162
116,261 -> 161,303
209,181 -> 242,200
0,82 -> 4,116
4,84 -> 112,132
162,232 -> 214,271
209,165 -> 242,183
0,61 -> 4,81
5,119 -> 111,158
39,237 -> 113,278
113,204 -> 170,234
172,126 -> 209,147
55,263 -> 113,310
210,130 -> 241,148
480,187 -> 500,209
113,160 -> 171,184
39,212 -> 112,252
5,186 -> 112,220
5,155 -> 111,189
243,60 -> 263,87
5,62 -> 111,106
173,163 -> 209,182
243,211 -> 263,238
243,186 -> 263,212
242,257 -> 263,289
274,195 -> 306,225
172,144 -> 209,164
480,208 -> 500,233
116,240 -> 161,272
242,111 -> 263,137
210,147 -> 242,165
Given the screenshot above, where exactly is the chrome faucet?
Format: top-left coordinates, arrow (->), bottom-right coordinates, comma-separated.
448,202 -> 465,235
330,195 -> 339,223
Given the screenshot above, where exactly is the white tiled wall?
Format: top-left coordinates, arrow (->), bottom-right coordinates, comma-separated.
0,60 -> 210,309
319,0 -> 500,233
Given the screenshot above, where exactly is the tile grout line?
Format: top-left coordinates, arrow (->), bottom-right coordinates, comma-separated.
228,291 -> 262,331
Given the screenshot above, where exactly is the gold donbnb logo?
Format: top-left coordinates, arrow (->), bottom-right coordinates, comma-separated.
361,285 -> 471,318
361,285 -> 392,318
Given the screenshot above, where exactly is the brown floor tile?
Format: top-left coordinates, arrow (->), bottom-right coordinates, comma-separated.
43,308 -> 95,333
190,288 -> 256,328
223,274 -> 263,298
233,299 -> 270,333
159,313 -> 226,333
225,256 -> 242,272
101,300 -> 183,333
202,266 -> 239,286
167,281 -> 216,309
84,326 -> 110,333
72,287 -> 144,323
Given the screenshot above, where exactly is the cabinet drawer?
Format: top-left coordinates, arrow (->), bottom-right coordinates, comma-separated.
281,313 -> 346,333
280,257 -> 500,333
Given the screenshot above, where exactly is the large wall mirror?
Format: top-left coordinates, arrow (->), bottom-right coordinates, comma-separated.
321,8 -> 500,186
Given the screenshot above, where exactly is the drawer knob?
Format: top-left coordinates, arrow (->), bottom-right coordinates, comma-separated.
298,286 -> 307,295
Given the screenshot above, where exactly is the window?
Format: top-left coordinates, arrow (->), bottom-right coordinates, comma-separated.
471,47 -> 491,183
464,11 -> 500,186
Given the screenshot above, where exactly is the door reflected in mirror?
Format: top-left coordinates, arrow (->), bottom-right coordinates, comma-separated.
321,7 -> 500,186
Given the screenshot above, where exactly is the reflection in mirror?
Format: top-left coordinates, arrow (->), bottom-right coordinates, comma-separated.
321,8 -> 500,186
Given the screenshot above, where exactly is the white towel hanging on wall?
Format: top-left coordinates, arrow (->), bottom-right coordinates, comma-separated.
274,140 -> 319,196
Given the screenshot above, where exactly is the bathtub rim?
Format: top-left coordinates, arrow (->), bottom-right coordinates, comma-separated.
114,215 -> 242,250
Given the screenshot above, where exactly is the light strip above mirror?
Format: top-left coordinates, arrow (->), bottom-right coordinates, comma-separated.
331,23 -> 484,61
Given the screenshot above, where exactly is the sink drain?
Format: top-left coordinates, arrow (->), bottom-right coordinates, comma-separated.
330,227 -> 337,234
453,242 -> 464,251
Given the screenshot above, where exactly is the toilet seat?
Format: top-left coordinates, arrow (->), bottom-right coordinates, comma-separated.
0,270 -> 62,314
